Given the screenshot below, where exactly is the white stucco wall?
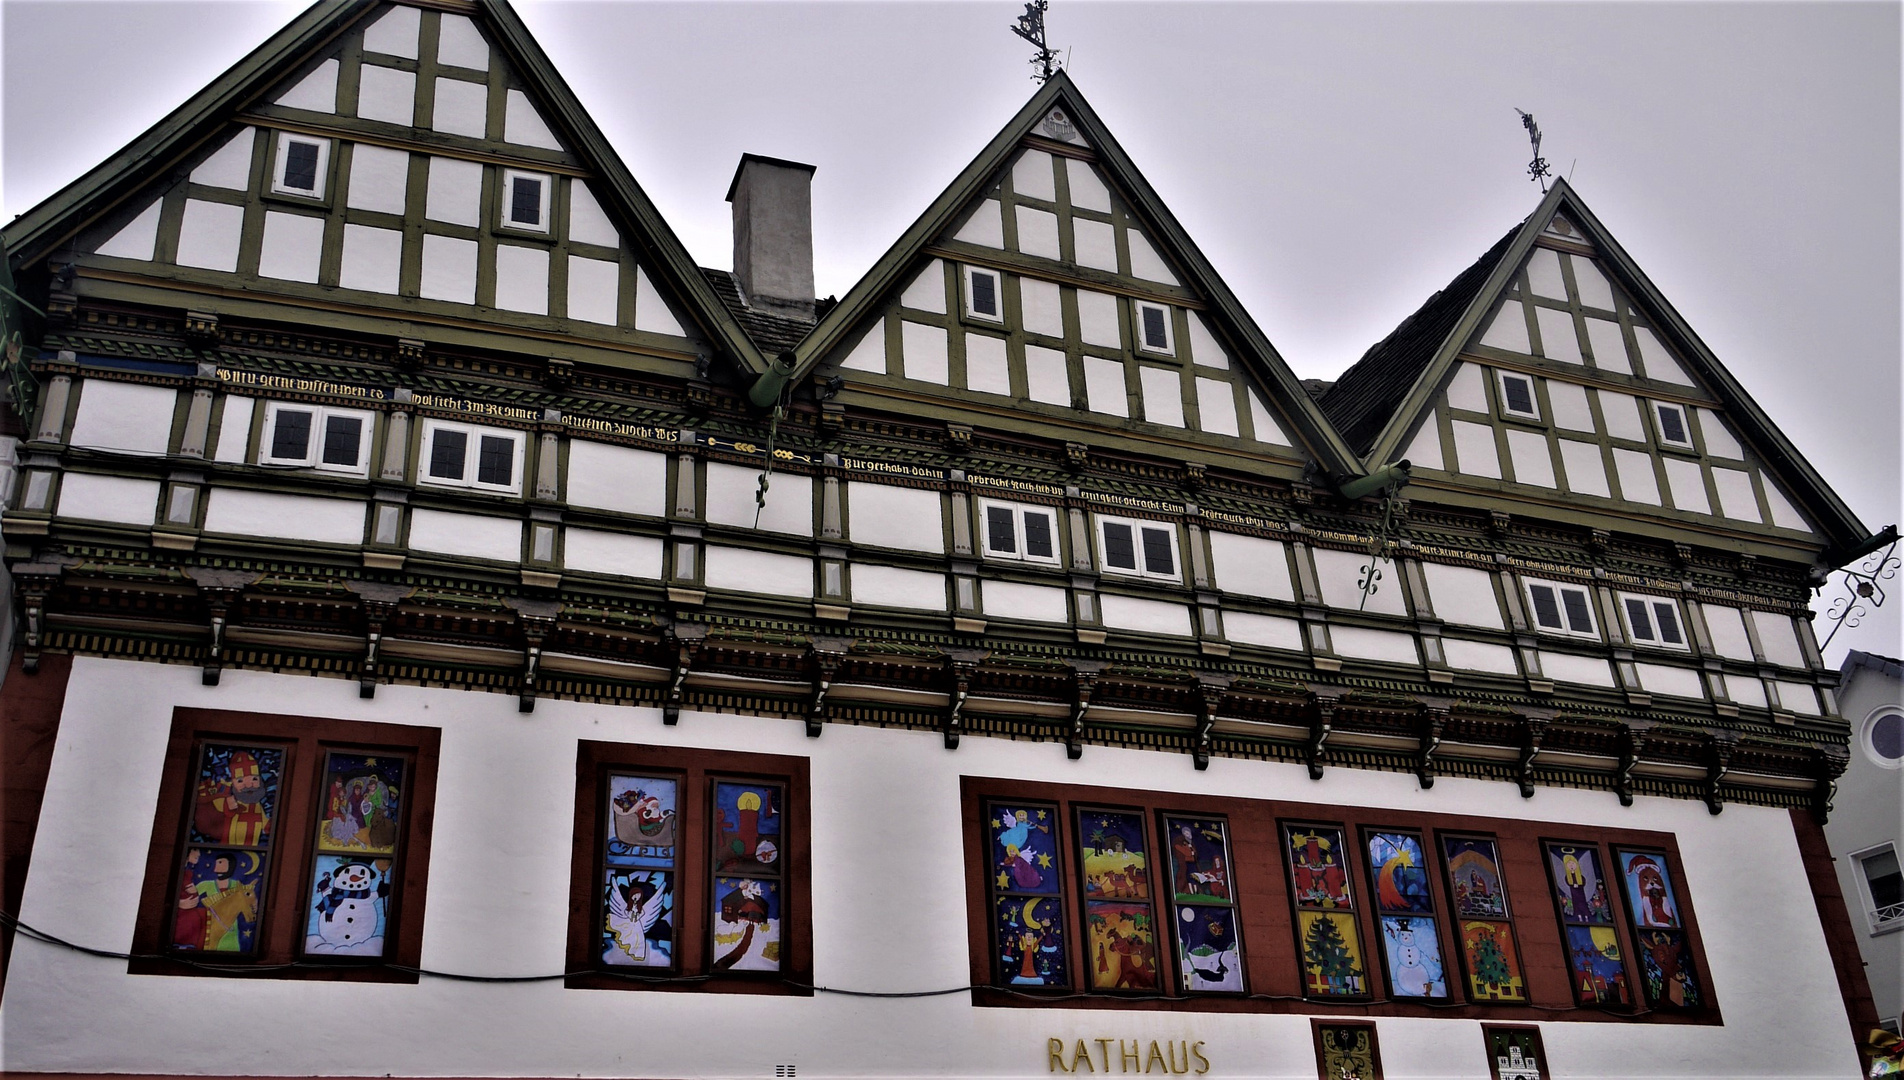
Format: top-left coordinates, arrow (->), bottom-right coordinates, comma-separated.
0,657 -> 1865,1079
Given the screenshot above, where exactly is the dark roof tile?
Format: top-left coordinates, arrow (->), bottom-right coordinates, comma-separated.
700,269 -> 815,354
1319,226 -> 1521,456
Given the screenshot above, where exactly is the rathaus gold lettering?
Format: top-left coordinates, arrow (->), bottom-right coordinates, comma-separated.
1047,1038 -> 1209,1075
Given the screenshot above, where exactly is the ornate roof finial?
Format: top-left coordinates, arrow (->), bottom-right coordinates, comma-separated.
1514,109 -> 1553,193
1012,1 -> 1061,83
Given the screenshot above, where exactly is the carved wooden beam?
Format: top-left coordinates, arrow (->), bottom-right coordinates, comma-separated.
1416,707 -> 1450,789
1066,660 -> 1109,760
1809,746 -> 1850,824
939,647 -> 989,750
661,622 -> 708,725
1306,693 -> 1340,781
347,581 -> 411,699
1192,675 -> 1231,771
1517,716 -> 1549,798
806,636 -> 855,738
1616,722 -> 1652,807
10,563 -> 62,675
1704,731 -> 1736,815
186,568 -> 261,687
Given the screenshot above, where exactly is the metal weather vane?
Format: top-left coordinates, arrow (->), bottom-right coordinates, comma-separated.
1012,1 -> 1061,83
1514,109 -> 1553,193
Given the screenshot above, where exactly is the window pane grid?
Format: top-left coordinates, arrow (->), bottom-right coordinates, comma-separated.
1103,523 -> 1137,570
1023,511 -> 1054,559
1612,846 -> 1705,1010
322,415 -> 363,466
1282,822 -> 1371,1000
511,177 -> 542,224
1542,840 -> 1632,1007
1164,815 -> 1244,993
971,271 -> 998,317
1363,828 -> 1450,1000
1140,527 -> 1175,576
1529,585 -> 1562,629
301,748 -> 408,959
1624,598 -> 1655,641
282,141 -> 319,191
601,771 -> 680,970
429,429 -> 467,479
1439,832 -> 1528,1003
476,434 -> 515,486
986,506 -> 1017,554
171,741 -> 287,957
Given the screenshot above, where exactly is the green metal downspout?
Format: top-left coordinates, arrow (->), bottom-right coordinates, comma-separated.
1337,461 -> 1412,501
748,352 -> 798,409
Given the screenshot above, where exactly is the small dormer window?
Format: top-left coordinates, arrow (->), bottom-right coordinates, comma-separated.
963,265 -> 1003,322
1652,401 -> 1693,450
271,133 -> 330,199
500,169 -> 551,233
1498,371 -> 1540,421
1136,301 -> 1174,355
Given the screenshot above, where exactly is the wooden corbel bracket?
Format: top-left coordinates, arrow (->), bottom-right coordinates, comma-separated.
806,636 -> 855,738
1416,707 -> 1451,789
1516,716 -> 1550,799
1306,694 -> 1341,781
1616,722 -> 1652,807
1192,675 -> 1232,771
662,623 -> 708,726
1066,660 -> 1109,760
939,647 -> 989,750
1704,731 -> 1736,816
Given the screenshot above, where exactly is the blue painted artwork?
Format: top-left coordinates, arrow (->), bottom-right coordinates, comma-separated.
1079,810 -> 1149,899
1563,924 -> 1631,1006
1367,831 -> 1434,914
1163,816 -> 1233,903
990,802 -> 1060,896
303,853 -> 391,956
713,877 -> 781,971
605,774 -> 678,869
1175,905 -> 1244,992
602,868 -> 674,967
714,782 -> 782,875
995,895 -> 1068,987
172,846 -> 267,954
1380,915 -> 1447,998
189,743 -> 283,848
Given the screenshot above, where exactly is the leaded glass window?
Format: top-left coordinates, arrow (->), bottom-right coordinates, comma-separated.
1613,846 -> 1703,1009
1282,822 -> 1370,999
601,773 -> 679,968
987,800 -> 1068,988
171,741 -> 285,955
1543,840 -> 1631,1006
301,750 -> 408,957
1439,832 -> 1528,1002
1364,828 -> 1449,999
1163,815 -> 1244,993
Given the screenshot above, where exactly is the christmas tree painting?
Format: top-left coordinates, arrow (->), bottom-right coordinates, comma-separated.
1462,922 -> 1524,1000
1302,913 -> 1364,996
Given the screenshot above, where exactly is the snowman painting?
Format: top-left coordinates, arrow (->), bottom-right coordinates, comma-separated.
305,857 -> 388,955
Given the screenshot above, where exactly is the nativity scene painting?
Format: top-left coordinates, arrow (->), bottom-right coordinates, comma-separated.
1078,809 -> 1149,899
1442,836 -> 1510,920
315,752 -> 404,856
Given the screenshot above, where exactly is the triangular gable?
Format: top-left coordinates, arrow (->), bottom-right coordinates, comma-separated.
1324,179 -> 1874,558
3,0 -> 765,375
790,72 -> 1359,479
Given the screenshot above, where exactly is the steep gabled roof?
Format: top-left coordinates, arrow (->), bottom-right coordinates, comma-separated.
1324,179 -> 1881,562
1,0 -> 769,378
786,71 -> 1362,480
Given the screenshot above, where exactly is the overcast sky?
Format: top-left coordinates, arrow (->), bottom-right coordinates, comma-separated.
3,0 -> 1899,663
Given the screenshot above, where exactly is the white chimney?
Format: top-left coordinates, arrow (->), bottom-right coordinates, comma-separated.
727,153 -> 817,321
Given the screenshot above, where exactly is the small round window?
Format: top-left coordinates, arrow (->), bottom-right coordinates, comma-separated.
1866,709 -> 1904,768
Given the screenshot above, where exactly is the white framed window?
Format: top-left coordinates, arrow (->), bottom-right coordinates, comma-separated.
1651,400 -> 1694,450
499,168 -> 552,233
978,499 -> 1060,565
271,132 -> 331,200
1134,301 -> 1174,355
1497,370 -> 1540,421
258,401 -> 374,476
419,418 -> 524,495
1851,842 -> 1904,935
962,265 -> 1003,322
1522,577 -> 1598,639
1095,514 -> 1179,581
1619,592 -> 1688,651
